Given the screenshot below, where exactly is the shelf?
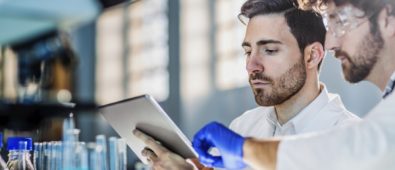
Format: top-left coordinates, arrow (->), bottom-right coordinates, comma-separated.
0,101 -> 97,130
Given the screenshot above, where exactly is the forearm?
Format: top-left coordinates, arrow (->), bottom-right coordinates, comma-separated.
243,138 -> 280,170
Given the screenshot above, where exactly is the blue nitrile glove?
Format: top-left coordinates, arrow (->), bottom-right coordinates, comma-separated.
192,121 -> 246,169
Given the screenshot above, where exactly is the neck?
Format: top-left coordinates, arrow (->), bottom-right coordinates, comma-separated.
274,77 -> 321,125
366,45 -> 395,91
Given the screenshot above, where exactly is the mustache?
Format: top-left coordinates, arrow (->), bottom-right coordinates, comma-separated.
334,49 -> 352,61
249,73 -> 272,82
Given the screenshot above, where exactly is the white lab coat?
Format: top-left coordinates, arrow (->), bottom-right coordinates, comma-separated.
277,92 -> 395,170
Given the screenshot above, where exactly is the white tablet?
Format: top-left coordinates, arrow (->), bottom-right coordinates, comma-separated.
99,94 -> 197,164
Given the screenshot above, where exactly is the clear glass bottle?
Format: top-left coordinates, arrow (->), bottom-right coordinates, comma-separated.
62,114 -> 76,170
63,129 -> 80,170
0,134 -> 9,170
6,137 -> 34,170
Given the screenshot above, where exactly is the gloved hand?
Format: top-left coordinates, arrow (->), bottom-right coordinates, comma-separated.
192,122 -> 246,169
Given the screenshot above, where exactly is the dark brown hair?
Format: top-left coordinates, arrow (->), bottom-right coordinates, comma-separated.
239,0 -> 326,69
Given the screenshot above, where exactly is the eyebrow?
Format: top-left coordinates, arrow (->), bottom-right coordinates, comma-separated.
242,39 -> 282,47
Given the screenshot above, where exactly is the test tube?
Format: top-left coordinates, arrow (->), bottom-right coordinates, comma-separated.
33,142 -> 40,170
96,135 -> 108,170
109,137 -> 118,170
75,142 -> 88,170
87,142 -> 99,170
55,142 -> 63,170
117,139 -> 127,170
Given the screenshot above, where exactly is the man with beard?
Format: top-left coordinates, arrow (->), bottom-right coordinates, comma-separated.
192,0 -> 395,169
228,0 -> 360,140
133,0 -> 359,169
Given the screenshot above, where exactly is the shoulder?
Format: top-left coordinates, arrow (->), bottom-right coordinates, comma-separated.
333,109 -> 362,126
325,93 -> 361,125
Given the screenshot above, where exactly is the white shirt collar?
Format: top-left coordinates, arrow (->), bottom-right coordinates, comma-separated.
267,84 -> 330,135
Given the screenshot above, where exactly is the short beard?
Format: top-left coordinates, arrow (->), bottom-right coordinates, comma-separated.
337,23 -> 384,83
250,58 -> 306,106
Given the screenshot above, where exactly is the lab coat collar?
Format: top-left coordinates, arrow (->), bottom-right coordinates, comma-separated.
383,71 -> 395,98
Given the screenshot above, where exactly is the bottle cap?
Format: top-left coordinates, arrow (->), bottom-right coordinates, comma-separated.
7,137 -> 33,151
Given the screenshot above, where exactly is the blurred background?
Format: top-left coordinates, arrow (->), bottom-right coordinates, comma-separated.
0,0 -> 382,169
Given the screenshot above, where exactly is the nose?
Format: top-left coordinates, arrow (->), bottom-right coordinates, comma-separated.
325,32 -> 341,51
246,53 -> 264,75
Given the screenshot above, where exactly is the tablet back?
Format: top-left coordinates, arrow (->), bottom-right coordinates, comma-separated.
99,94 -> 197,163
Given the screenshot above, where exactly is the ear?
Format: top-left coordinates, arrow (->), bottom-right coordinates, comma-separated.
379,5 -> 395,37
304,42 -> 325,70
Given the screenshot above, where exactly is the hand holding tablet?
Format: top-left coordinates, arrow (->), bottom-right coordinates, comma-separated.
133,129 -> 197,169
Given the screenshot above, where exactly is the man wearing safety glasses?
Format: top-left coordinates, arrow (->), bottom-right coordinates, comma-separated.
192,0 -> 395,169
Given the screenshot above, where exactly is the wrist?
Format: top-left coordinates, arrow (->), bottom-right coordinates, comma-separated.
242,138 -> 280,170
242,138 -> 255,164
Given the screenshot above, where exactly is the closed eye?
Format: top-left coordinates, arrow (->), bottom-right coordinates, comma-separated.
244,51 -> 251,57
265,49 -> 278,55
259,48 -> 279,55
